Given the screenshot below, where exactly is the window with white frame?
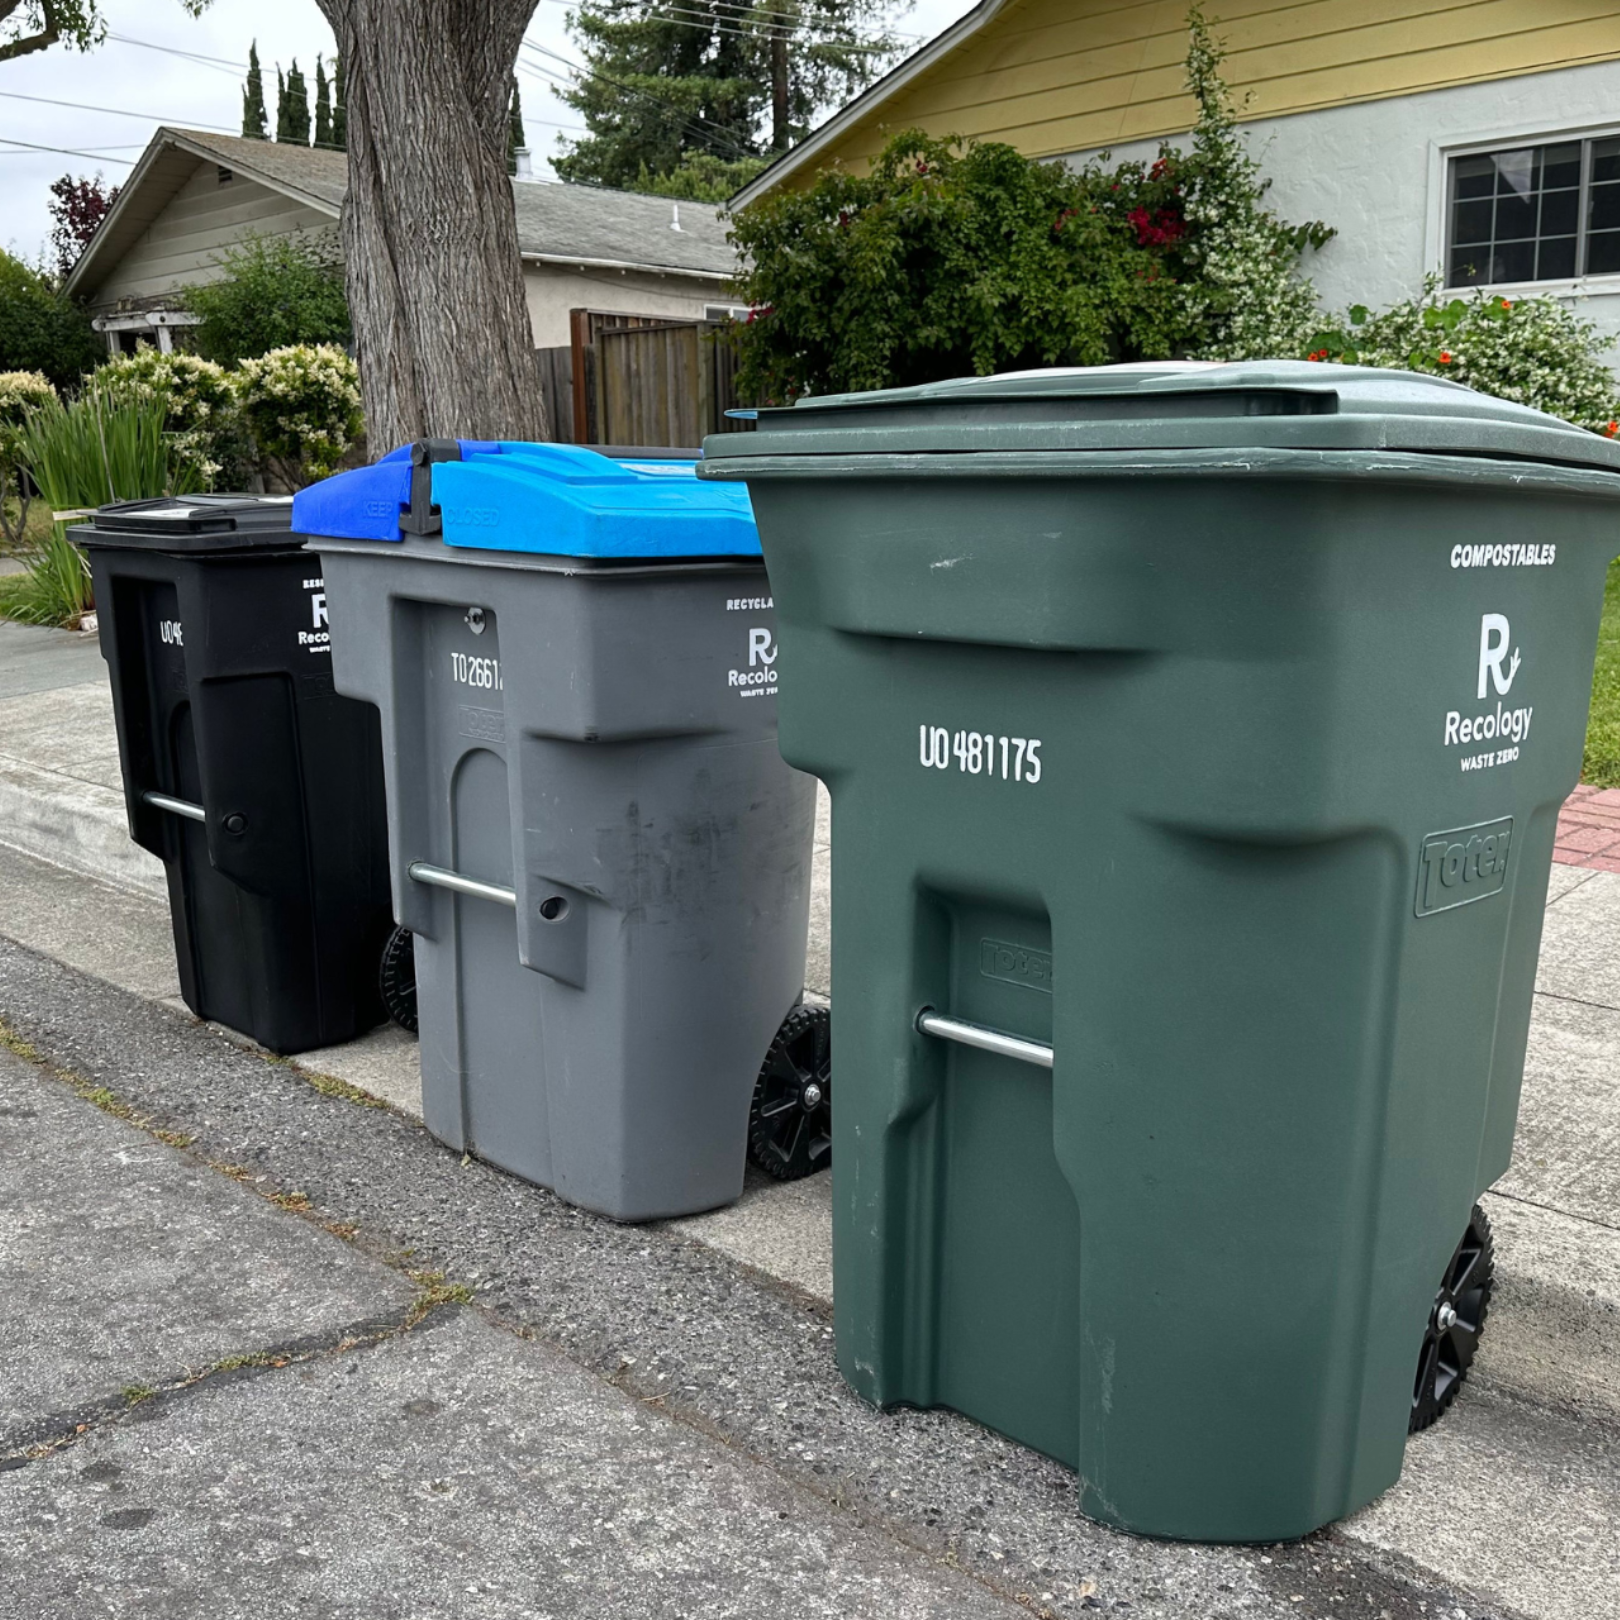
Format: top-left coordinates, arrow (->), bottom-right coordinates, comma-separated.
1447,134 -> 1620,287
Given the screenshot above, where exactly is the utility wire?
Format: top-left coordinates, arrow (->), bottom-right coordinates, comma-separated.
537,0 -> 915,52
522,39 -> 759,159
0,90 -> 237,133
105,31 -> 250,74
0,136 -> 142,164
538,0 -> 924,44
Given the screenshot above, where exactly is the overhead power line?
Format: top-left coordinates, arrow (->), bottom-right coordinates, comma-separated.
534,0 -> 916,53
537,0 -> 923,44
521,40 -> 758,159
105,31 -> 248,75
0,90 -> 236,133
0,136 -> 142,164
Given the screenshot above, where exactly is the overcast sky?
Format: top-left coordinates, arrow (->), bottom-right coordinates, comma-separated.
0,0 -> 973,267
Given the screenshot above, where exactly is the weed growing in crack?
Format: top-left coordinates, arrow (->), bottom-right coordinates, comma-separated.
406,1270 -> 475,1326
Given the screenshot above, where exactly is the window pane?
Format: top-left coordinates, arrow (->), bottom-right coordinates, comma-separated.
1494,149 -> 1536,198
1592,137 -> 1620,185
1537,236 -> 1577,280
1494,190 -> 1538,239
1541,143 -> 1583,191
1587,230 -> 1620,276
1494,240 -> 1536,282
1454,154 -> 1496,199
1452,197 -> 1494,245
1589,181 -> 1620,234
1450,246 -> 1489,285
1540,188 -> 1579,236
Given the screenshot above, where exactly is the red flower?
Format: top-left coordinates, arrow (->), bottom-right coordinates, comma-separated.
1500,299 -> 1514,311
1438,350 -> 1454,364
1606,420 -> 1619,438
1306,349 -> 1331,362
1126,205 -> 1186,247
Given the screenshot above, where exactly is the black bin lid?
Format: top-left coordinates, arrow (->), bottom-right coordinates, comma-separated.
72,494 -> 302,554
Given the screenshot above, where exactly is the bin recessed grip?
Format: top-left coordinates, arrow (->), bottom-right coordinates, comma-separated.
915,1008 -> 1053,1070
400,439 -> 463,537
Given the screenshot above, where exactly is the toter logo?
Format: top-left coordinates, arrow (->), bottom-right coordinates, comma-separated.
1415,817 -> 1514,917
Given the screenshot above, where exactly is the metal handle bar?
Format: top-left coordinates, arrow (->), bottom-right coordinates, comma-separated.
407,861 -> 517,908
915,1008 -> 1053,1070
142,790 -> 206,824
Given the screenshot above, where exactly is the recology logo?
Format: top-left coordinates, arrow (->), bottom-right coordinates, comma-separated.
1443,612 -> 1532,763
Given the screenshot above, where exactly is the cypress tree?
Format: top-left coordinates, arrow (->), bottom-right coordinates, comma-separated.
241,41 -> 268,141
314,55 -> 333,148
506,78 -> 526,174
331,55 -> 347,150
275,66 -> 288,142
281,59 -> 312,146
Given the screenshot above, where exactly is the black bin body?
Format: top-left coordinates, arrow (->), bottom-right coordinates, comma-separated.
77,496 -> 394,1054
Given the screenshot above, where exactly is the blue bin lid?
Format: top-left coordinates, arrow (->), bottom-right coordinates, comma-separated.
292,440 -> 760,559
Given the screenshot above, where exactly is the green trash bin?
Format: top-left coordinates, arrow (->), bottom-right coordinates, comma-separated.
699,362 -> 1620,1543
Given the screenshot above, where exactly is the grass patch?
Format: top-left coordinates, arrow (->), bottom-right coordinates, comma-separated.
1584,555 -> 1620,788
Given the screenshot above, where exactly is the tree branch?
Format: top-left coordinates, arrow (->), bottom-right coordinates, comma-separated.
0,0 -> 61,63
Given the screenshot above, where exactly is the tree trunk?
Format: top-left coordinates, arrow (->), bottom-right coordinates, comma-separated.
316,0 -> 547,448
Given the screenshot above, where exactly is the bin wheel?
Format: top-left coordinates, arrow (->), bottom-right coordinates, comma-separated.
379,925 -> 418,1034
747,1002 -> 831,1182
1410,1202 -> 1494,1434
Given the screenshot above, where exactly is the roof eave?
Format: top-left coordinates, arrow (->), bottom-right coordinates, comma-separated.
64,127 -> 342,301
727,0 -> 1010,210
520,252 -> 733,281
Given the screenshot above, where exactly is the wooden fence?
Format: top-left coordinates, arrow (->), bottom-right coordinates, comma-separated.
551,308 -> 753,448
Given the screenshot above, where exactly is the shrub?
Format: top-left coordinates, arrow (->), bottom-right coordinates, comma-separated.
233,343 -> 364,488
636,151 -> 769,203
91,347 -> 258,489
726,7 -> 1331,400
1305,280 -> 1620,435
0,370 -> 57,548
0,385 -> 199,628
0,250 -> 103,389
186,233 -> 352,367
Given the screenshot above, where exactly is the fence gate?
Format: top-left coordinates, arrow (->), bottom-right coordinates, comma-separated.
568,308 -> 753,448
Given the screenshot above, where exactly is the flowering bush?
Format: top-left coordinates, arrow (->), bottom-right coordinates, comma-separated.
1174,16 -> 1333,362
233,343 -> 364,488
0,370 -> 57,546
727,7 -> 1332,399
91,347 -> 251,487
1304,280 -> 1620,435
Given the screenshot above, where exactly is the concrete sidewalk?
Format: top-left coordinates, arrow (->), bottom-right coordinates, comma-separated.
2,618 -> 1618,1619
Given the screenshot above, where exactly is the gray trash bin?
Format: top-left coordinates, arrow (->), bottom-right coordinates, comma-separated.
292,440 -> 815,1220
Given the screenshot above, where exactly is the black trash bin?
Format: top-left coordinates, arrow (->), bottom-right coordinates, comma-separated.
76,495 -> 395,1055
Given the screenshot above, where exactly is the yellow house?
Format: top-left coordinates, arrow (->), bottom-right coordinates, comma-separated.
734,0 -> 1620,344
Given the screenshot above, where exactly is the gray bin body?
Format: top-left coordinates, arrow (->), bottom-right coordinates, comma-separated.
313,534 -> 814,1220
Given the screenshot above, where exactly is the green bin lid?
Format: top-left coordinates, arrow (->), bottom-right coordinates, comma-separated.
700,361 -> 1620,475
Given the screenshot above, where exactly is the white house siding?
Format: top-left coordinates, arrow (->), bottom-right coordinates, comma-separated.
521,263 -> 736,348
1058,59 -> 1620,357
91,161 -> 334,311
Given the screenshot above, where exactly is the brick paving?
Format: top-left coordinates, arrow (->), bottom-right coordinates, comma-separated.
1554,785 -> 1620,872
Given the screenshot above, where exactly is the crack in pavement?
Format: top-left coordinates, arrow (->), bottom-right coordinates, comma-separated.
0,1304 -> 469,1465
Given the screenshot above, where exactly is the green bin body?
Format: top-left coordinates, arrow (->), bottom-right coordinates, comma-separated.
699,363 -> 1620,1542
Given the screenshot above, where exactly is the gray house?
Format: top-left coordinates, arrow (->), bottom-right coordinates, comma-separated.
64,128 -> 742,354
